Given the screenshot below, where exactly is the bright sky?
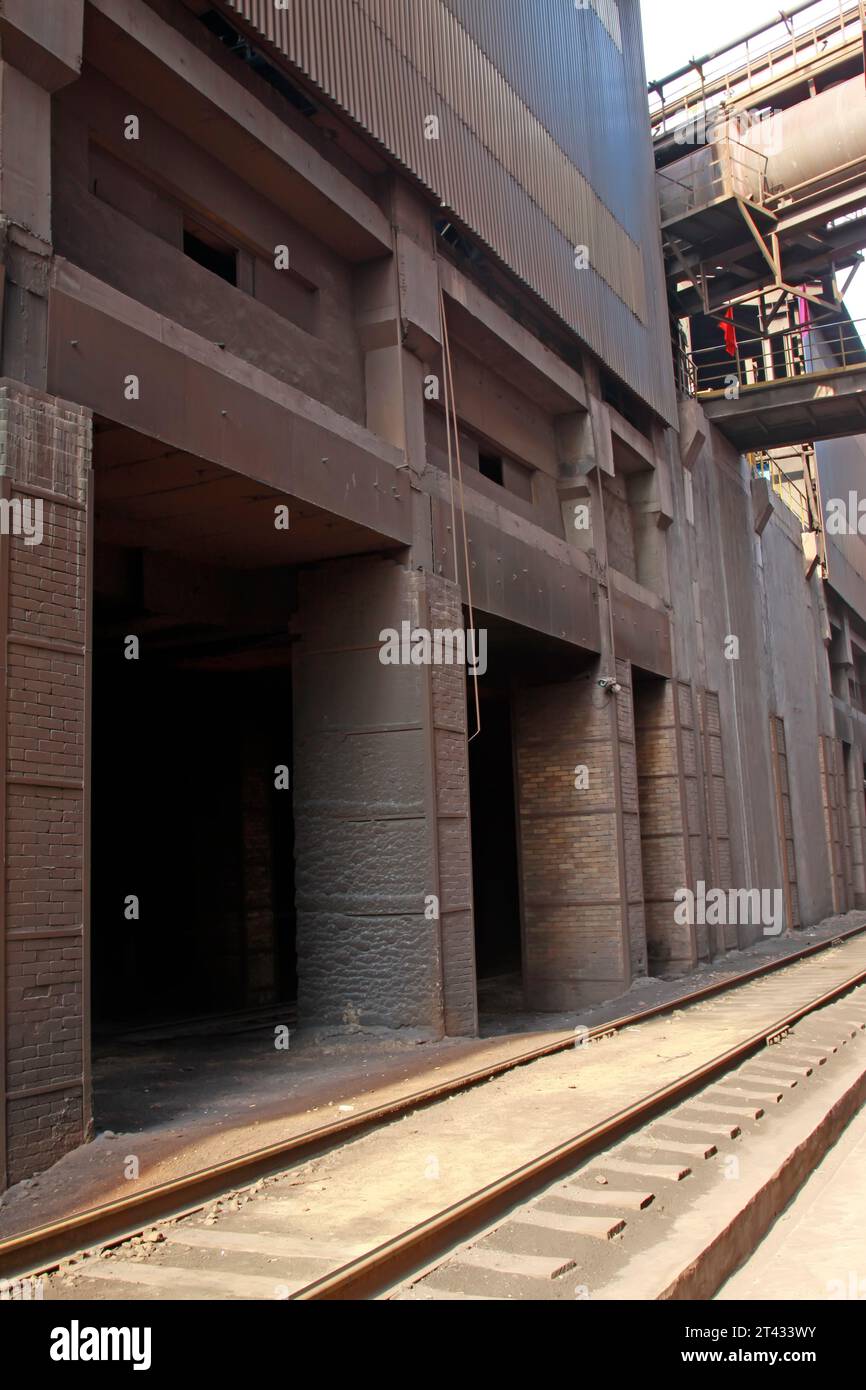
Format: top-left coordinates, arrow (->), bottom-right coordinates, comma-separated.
639,0 -> 794,85
639,0 -> 866,321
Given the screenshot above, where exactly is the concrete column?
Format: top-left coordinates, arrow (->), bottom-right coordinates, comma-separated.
0,379 -> 91,1190
0,4 -> 89,1189
513,656 -> 646,1011
0,1 -> 84,389
292,556 -> 476,1036
354,180 -> 440,569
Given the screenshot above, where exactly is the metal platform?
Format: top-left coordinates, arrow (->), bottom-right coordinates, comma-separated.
701,363 -> 866,450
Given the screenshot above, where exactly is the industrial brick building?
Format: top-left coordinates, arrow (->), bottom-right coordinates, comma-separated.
1,0 -> 866,1190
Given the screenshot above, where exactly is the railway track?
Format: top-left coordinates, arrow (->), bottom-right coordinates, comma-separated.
304,966 -> 866,1301
5,924 -> 866,1299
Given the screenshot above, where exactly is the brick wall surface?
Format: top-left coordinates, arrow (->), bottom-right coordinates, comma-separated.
838,744 -> 855,909
845,744 -> 866,910
241,722 -> 278,1005
0,381 -> 91,1189
819,735 -> 849,914
634,677 -> 700,973
616,660 -> 647,976
514,657 -> 647,1010
699,690 -> 736,951
769,716 -> 802,930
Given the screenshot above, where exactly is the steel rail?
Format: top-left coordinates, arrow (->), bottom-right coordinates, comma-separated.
1,921 -> 865,1282
295,962 -> 866,1301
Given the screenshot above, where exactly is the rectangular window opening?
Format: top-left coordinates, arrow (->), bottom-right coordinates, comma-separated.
183,223 -> 238,286
479,452 -> 504,486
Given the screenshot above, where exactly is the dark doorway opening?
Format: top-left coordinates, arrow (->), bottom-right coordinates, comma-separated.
91,659 -> 296,1030
468,689 -> 522,981
467,613 -> 594,1023
89,421 -> 300,1039
85,418 -> 410,1141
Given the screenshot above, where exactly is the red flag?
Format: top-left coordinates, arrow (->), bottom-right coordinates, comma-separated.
720,306 -> 737,357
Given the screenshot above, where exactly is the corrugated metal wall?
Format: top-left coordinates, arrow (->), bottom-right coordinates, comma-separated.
222,0 -> 677,425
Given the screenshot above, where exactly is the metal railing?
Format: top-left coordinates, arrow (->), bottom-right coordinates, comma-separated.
649,0 -> 865,140
749,446 -> 818,528
657,141 -> 769,224
679,313 -> 866,395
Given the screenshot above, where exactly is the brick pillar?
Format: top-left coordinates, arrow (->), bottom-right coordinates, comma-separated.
634,678 -> 702,975
819,735 -> 847,914
838,744 -> 856,909
0,380 -> 91,1189
845,743 -> 866,910
514,656 -> 646,1011
292,556 -> 476,1036
700,691 -> 736,950
616,661 -> 648,981
240,722 -> 277,1007
770,715 -> 802,930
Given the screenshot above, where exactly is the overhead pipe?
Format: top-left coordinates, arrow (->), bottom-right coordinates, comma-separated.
648,0 -> 848,91
744,76 -> 866,196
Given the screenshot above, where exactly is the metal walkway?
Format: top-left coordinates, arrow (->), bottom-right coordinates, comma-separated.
650,2 -> 866,452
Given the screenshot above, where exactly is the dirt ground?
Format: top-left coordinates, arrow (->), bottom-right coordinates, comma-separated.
1,911 -> 861,1242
